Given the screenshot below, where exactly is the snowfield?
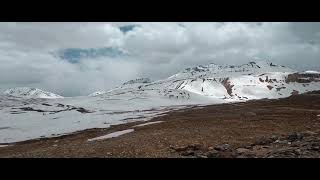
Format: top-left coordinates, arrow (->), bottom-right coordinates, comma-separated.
1,61 -> 320,144
0,92 -> 216,143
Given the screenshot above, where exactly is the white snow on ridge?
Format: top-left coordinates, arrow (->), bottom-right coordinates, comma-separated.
3,87 -> 63,99
304,70 -> 320,74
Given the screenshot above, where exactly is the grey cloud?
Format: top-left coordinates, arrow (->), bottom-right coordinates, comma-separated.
0,22 -> 320,96
288,22 -> 320,43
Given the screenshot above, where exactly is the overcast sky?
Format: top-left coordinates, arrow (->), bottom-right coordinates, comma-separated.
0,22 -> 320,96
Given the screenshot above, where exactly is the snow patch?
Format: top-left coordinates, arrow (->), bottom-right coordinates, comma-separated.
133,121 -> 164,127
304,71 -> 320,74
0,145 -> 9,148
87,129 -> 134,141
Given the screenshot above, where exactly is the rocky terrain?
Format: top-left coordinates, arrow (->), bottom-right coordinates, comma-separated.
172,131 -> 320,158
1,90 -> 320,158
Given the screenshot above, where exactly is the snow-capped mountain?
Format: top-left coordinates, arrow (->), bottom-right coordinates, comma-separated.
1,61 -> 320,144
122,78 -> 152,85
91,61 -> 320,102
3,87 -> 63,99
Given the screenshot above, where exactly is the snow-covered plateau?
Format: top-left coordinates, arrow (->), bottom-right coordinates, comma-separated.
1,61 -> 320,144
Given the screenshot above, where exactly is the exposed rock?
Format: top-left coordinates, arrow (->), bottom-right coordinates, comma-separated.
236,148 -> 250,154
57,103 -> 65,107
267,85 -> 274,90
286,73 -> 320,84
287,133 -> 303,142
270,135 -> 279,141
214,144 -> 230,151
253,137 -> 275,146
291,90 -> 299,96
76,107 -> 94,114
181,150 -> 195,156
168,95 -> 175,99
221,78 -> 234,96
123,78 -> 151,85
259,78 -> 264,82
19,107 -> 45,112
276,87 -> 286,91
206,150 -> 220,158
303,131 -> 318,136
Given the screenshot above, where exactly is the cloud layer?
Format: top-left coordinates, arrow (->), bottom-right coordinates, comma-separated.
0,22 -> 319,96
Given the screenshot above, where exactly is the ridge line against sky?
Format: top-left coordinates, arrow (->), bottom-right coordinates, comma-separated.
0,22 -> 319,96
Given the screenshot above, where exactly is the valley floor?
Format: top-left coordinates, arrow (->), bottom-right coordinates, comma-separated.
1,91 -> 320,158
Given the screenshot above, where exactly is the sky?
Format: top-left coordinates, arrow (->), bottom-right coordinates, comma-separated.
0,22 -> 320,96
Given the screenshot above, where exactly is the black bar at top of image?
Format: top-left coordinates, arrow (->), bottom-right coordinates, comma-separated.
0,1 -> 320,22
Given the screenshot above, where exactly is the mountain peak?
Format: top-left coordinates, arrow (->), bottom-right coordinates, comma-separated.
178,61 -> 292,77
3,87 -> 63,99
122,78 -> 152,86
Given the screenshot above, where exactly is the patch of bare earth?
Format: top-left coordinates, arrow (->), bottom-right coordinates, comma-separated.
1,91 -> 320,158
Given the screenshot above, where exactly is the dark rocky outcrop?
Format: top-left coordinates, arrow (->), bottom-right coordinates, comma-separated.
291,90 -> 299,95
286,73 -> 320,84
221,78 -> 234,96
267,85 -> 274,90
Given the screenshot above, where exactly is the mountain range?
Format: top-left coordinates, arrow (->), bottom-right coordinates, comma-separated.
1,61 -> 320,143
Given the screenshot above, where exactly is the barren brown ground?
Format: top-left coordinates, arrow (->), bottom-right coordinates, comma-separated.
1,91 -> 320,158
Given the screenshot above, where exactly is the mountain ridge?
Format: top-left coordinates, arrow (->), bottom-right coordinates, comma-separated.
89,61 -> 320,103
1,60 -> 320,144
3,87 -> 63,99
4,61 -> 320,102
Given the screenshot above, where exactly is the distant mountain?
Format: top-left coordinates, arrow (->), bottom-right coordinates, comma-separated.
122,78 -> 152,86
3,87 -> 63,99
89,61 -> 320,102
88,78 -> 152,97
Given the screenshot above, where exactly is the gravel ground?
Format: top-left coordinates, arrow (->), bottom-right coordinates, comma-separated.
1,91 -> 320,158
